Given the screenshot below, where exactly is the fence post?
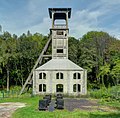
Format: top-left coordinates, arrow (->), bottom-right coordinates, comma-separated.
3,91 -> 4,98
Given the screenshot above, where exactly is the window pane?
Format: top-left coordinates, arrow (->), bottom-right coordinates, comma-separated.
78,73 -> 81,79
60,73 -> 63,79
43,84 -> 46,92
43,73 -> 46,79
73,73 -> 76,79
39,84 -> 42,92
39,73 -> 42,79
56,73 -> 59,79
73,84 -> 76,92
78,84 -> 81,92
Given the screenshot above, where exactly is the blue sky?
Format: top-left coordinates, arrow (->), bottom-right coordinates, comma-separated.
0,0 -> 120,39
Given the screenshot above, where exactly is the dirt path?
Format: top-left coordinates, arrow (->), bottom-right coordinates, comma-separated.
0,102 -> 25,118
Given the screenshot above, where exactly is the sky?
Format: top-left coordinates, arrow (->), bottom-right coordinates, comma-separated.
0,0 -> 120,39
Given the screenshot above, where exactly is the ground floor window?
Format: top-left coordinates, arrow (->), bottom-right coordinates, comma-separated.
56,84 -> 63,92
39,84 -> 46,92
73,84 -> 81,92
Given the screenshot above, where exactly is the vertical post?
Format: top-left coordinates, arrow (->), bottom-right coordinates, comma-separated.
52,12 -> 54,28
7,69 -> 9,91
85,70 -> 87,94
66,12 -> 68,59
66,12 -> 68,28
33,71 -> 36,95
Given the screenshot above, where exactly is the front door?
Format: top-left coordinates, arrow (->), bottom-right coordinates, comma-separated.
56,84 -> 63,92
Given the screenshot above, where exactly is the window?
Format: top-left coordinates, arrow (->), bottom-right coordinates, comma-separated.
56,31 -> 64,35
57,49 -> 63,53
39,84 -> 46,92
73,73 -> 81,79
39,72 -> 46,79
56,72 -> 63,79
73,84 -> 81,92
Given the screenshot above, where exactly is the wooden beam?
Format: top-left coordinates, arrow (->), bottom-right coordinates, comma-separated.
42,55 -> 52,57
19,35 -> 52,95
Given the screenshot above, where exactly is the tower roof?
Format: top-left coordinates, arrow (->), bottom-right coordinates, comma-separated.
35,59 -> 83,71
48,8 -> 71,19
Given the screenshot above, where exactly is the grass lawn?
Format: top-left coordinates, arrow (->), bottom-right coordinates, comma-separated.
0,96 -> 120,118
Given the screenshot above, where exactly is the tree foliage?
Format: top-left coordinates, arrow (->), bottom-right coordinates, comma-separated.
0,31 -> 120,90
77,31 -> 120,88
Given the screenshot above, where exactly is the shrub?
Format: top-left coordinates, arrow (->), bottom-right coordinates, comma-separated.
89,85 -> 120,101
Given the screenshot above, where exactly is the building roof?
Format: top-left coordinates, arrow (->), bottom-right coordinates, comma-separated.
48,8 -> 71,19
35,59 -> 84,71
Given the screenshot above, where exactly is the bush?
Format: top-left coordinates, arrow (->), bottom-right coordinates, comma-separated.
89,85 -> 120,101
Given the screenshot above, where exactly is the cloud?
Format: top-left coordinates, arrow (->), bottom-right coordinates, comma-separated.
69,0 -> 120,39
69,9 -> 104,38
0,0 -> 120,40
27,17 -> 51,35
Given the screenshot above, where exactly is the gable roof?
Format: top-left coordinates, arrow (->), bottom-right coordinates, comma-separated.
35,59 -> 84,71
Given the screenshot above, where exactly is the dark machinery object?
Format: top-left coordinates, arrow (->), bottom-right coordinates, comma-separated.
56,94 -> 63,100
43,95 -> 51,104
55,98 -> 64,109
56,94 -> 63,98
39,99 -> 48,110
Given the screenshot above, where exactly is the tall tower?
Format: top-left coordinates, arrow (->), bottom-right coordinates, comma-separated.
21,8 -> 87,95
49,8 -> 71,59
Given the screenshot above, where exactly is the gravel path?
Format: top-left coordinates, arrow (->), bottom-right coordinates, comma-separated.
64,98 -> 118,112
64,98 -> 99,111
0,102 -> 25,118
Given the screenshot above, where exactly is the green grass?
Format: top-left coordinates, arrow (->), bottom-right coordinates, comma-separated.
0,96 -> 120,118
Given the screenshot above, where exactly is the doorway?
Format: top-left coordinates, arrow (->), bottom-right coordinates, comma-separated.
56,84 -> 63,92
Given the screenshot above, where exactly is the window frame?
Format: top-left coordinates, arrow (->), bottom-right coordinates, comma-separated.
39,72 -> 46,79
73,84 -> 81,92
57,49 -> 63,53
39,84 -> 46,92
73,73 -> 81,79
56,72 -> 63,79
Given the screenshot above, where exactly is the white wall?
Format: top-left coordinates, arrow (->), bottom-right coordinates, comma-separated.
33,70 -> 87,95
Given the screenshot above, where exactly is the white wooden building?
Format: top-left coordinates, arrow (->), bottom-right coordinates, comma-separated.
33,8 -> 87,96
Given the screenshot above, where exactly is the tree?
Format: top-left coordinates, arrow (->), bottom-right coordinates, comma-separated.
78,31 -> 120,88
111,59 -> 120,85
68,37 -> 79,64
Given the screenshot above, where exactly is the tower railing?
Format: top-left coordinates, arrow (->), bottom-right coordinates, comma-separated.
53,24 -> 67,29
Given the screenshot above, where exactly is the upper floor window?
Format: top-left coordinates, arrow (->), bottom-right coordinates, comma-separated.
57,49 -> 63,53
39,72 -> 46,79
56,72 -> 63,79
73,73 -> 81,79
56,31 -> 64,35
